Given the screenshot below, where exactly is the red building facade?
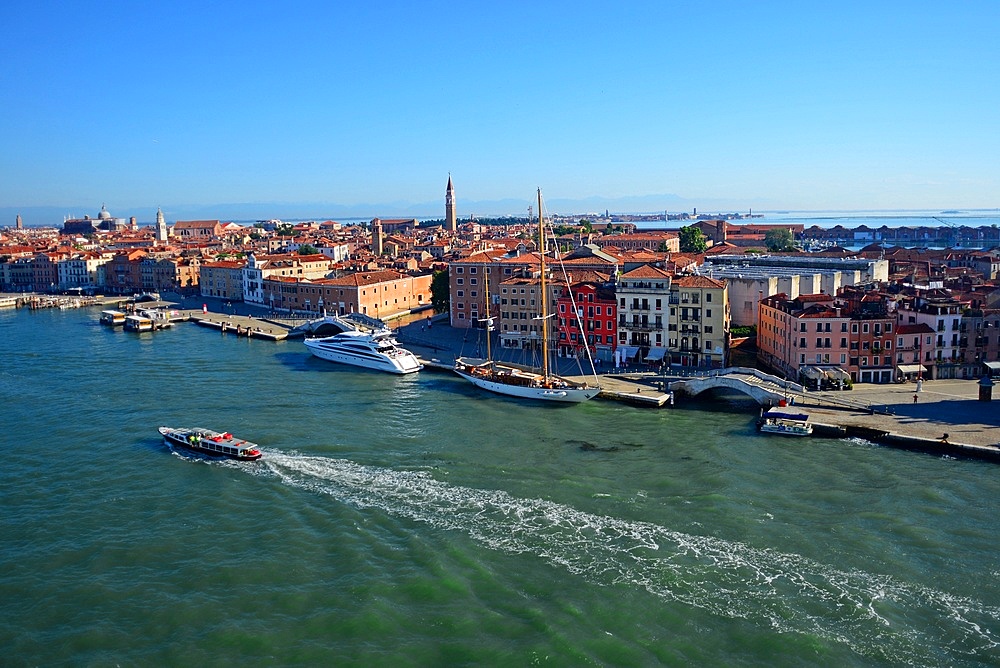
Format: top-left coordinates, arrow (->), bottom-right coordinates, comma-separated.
556,281 -> 617,363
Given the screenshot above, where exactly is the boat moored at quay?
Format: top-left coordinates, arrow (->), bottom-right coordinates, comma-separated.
158,426 -> 263,460
756,408 -> 813,437
302,313 -> 422,374
100,310 -> 126,327
453,189 -> 601,403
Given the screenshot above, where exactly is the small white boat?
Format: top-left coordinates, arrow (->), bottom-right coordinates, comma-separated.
304,328 -> 422,374
757,408 -> 813,436
100,309 -> 127,326
159,426 -> 262,460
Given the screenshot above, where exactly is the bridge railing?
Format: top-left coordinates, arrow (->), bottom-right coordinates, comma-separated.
707,366 -> 805,393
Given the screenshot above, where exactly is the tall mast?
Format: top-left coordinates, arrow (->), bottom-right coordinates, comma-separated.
483,257 -> 492,365
538,188 -> 549,382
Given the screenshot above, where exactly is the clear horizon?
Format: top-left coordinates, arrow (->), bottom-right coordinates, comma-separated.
2,2 -> 997,214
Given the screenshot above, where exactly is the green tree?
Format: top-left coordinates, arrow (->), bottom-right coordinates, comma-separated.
678,226 -> 708,253
764,228 -> 796,252
297,244 -> 319,255
580,218 -> 594,233
431,269 -> 450,313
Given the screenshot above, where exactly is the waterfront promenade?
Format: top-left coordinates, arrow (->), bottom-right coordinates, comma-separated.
158,294 -> 1000,450
387,309 -> 1000,451
16,291 -> 997,453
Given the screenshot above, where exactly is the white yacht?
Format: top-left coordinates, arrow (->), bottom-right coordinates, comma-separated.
304,326 -> 422,374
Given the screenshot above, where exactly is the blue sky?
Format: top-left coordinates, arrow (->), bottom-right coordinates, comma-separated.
2,1 -> 998,219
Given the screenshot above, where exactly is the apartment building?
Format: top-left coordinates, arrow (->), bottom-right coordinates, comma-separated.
667,275 -> 729,368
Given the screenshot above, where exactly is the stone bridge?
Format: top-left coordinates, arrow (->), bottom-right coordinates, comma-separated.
669,367 -> 804,406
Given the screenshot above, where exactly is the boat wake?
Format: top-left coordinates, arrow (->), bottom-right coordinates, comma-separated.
244,451 -> 997,664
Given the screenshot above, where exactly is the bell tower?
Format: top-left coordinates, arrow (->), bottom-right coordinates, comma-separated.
155,208 -> 168,243
445,174 -> 457,232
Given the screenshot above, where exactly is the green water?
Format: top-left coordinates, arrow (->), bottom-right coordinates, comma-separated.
1,307 -> 998,666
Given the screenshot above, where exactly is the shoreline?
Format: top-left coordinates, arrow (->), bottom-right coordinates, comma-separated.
17,291 -> 1000,459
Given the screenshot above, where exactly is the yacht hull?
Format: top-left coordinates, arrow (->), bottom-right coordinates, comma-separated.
453,365 -> 600,403
304,337 -> 422,374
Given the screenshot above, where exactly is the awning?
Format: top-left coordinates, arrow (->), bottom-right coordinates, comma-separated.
825,367 -> 851,381
800,366 -> 827,380
897,364 -> 927,374
618,346 -> 639,361
644,347 -> 667,361
763,408 -> 810,422
985,361 -> 1000,371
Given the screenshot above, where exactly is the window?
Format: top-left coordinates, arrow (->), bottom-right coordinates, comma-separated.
840,354 -> 846,364
706,309 -> 712,318
706,293 -> 712,303
456,278 -> 464,285
457,290 -> 464,297
470,278 -> 477,285
852,323 -> 858,333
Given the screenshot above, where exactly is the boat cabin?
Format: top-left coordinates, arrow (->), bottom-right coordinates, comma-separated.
124,314 -> 153,332
757,408 -> 813,436
100,310 -> 127,326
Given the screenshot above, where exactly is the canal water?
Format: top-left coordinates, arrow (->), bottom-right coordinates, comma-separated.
2,306 -> 998,666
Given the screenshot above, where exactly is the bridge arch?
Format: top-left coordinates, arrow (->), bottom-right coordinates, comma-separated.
668,367 -> 801,407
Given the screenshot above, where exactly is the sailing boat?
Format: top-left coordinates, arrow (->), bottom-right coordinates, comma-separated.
453,189 -> 601,403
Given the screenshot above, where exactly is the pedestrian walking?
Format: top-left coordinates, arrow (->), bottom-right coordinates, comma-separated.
913,394 -> 918,403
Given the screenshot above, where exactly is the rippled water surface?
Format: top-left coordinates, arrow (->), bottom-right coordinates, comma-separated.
2,307 -> 998,665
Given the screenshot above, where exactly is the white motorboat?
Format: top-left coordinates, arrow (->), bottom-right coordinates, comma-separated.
757,408 -> 813,436
304,327 -> 422,374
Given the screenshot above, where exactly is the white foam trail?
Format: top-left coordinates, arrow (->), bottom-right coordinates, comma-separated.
253,452 -> 998,664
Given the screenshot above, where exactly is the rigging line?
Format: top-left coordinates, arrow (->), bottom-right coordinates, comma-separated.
540,202 -> 601,384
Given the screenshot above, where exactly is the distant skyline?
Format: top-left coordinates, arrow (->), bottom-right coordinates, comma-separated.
2,1 -> 998,222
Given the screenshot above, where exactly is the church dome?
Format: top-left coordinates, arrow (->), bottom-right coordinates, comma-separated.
98,204 -> 111,220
